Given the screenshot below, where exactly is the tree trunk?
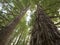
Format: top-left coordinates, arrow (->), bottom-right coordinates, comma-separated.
0,6 -> 29,45
30,4 -> 60,45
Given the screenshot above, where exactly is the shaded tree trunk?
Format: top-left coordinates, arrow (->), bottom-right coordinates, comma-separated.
0,6 -> 29,45
30,4 -> 60,45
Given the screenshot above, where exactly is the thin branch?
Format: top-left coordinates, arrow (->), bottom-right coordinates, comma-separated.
55,22 -> 60,25
49,15 -> 60,18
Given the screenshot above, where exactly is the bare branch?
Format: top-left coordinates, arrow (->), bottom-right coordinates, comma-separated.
55,22 -> 60,25
49,15 -> 60,18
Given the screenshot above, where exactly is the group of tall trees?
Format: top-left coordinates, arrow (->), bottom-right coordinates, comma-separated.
0,0 -> 60,45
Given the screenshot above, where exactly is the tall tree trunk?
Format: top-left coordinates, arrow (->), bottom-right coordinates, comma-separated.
30,4 -> 60,45
0,6 -> 29,45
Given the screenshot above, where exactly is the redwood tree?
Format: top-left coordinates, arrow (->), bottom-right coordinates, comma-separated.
0,6 -> 29,45
30,4 -> 60,45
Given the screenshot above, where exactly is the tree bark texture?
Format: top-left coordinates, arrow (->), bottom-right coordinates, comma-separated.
0,6 -> 29,45
30,5 -> 60,45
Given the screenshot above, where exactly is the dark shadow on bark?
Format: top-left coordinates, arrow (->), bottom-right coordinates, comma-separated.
30,4 -> 60,45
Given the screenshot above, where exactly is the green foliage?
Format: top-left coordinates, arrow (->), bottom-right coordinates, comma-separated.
0,0 -> 60,45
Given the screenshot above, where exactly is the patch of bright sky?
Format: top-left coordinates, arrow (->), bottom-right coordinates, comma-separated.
58,8 -> 60,14
2,10 -> 7,13
26,9 -> 31,25
58,28 -> 60,30
26,7 -> 36,25
9,2 -> 14,7
0,3 -> 2,10
0,2 -> 14,12
0,3 -> 7,13
54,9 -> 60,24
26,9 -> 31,22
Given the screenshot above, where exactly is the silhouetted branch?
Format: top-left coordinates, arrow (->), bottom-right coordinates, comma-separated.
55,22 -> 60,25
49,15 -> 60,18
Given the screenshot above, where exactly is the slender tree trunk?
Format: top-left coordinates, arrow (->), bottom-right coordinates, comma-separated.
0,6 -> 29,45
30,4 -> 60,45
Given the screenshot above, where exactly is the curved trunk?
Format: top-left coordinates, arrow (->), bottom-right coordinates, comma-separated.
0,6 -> 29,45
30,5 -> 60,45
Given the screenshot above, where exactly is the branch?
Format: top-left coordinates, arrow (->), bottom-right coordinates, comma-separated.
55,22 -> 60,25
49,15 -> 60,18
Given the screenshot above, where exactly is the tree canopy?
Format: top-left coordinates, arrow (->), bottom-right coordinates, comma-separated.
0,0 -> 60,45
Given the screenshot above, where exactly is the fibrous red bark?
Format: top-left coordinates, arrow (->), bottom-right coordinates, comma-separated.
30,4 -> 60,45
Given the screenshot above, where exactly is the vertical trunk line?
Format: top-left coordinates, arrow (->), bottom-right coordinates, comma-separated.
30,4 -> 60,45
